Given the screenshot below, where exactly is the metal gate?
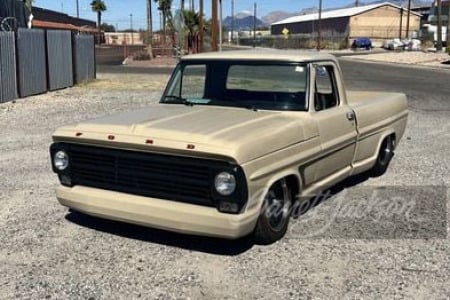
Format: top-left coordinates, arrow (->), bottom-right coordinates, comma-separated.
16,28 -> 47,97
73,34 -> 95,84
0,32 -> 17,103
47,30 -> 73,91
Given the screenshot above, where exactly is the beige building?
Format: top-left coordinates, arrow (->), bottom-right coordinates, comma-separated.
105,32 -> 144,45
272,2 -> 422,41
350,4 -> 421,39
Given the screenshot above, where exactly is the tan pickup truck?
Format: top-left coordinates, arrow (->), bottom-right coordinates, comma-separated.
50,50 -> 408,244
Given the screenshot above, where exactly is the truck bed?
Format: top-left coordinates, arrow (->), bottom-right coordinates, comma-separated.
346,90 -> 408,170
347,91 -> 408,138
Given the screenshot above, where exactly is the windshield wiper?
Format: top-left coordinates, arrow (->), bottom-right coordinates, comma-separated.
163,95 -> 194,106
244,105 -> 258,111
227,103 -> 259,112
209,99 -> 259,111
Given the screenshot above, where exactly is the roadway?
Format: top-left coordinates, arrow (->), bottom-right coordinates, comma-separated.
97,58 -> 450,111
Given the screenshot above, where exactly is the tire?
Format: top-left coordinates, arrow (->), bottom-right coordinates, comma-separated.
254,178 -> 292,245
370,135 -> 395,177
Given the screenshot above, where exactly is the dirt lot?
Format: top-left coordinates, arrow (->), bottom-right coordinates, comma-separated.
0,64 -> 449,299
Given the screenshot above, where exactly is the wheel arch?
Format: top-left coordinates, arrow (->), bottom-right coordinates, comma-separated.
376,130 -> 397,153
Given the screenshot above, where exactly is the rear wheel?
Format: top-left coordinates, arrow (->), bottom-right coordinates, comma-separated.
254,178 -> 292,245
370,135 -> 395,177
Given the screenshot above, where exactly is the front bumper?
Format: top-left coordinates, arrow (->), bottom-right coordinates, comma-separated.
56,185 -> 260,239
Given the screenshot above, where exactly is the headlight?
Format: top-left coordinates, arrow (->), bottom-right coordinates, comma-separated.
53,150 -> 69,171
214,172 -> 236,196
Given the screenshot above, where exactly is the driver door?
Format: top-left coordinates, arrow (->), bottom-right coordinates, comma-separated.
312,63 -> 357,182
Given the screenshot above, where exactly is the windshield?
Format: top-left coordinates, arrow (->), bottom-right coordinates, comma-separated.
161,61 -> 309,111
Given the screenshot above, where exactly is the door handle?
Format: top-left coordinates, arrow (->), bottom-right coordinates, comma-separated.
346,111 -> 355,121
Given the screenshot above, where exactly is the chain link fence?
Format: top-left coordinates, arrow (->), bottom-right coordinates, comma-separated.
238,31 -> 349,50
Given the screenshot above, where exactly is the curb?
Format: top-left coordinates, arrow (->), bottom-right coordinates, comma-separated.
339,56 -> 450,72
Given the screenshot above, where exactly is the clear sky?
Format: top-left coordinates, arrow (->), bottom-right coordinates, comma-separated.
32,0 -> 355,30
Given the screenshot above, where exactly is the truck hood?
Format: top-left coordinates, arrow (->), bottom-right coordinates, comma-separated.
53,104 -> 317,164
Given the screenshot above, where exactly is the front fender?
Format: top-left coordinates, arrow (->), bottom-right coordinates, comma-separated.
245,169 -> 303,213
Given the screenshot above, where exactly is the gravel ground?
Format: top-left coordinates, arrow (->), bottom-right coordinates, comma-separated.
0,67 -> 449,299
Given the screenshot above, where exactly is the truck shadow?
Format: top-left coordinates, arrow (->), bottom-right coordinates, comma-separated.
293,172 -> 371,218
65,172 -> 370,255
65,211 -> 255,256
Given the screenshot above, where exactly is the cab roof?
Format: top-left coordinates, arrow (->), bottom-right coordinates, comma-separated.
181,49 -> 337,63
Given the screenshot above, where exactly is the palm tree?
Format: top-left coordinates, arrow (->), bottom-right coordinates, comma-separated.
90,0 -> 107,44
154,0 -> 172,54
182,10 -> 199,36
182,10 -> 200,53
154,0 -> 172,37
199,0 -> 204,52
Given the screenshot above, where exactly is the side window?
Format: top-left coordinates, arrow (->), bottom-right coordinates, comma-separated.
181,65 -> 206,99
314,65 -> 338,111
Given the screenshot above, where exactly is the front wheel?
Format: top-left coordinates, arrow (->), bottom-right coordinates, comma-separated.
254,178 -> 292,245
370,135 -> 395,177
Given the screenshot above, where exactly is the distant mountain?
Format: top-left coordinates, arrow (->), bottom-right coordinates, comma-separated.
298,7 -> 319,15
235,11 -> 252,19
262,11 -> 297,24
223,15 -> 266,30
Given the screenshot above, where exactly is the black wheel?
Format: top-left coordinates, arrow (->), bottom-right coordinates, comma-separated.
370,135 -> 395,177
254,178 -> 292,245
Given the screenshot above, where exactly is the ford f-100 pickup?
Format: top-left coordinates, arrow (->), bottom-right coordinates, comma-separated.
50,50 -> 408,244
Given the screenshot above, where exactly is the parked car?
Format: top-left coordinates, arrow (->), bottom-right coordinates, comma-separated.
405,39 -> 421,51
351,37 -> 372,50
50,50 -> 409,244
384,38 -> 405,50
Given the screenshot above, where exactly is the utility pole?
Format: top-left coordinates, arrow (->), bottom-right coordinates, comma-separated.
231,0 -> 235,44
130,14 -> 134,45
76,0 -> 79,18
317,0 -> 322,50
447,0 -> 450,50
406,0 -> 411,38
147,0 -> 153,56
399,7 -> 403,39
219,0 -> 223,51
199,0 -> 204,52
212,0 -> 218,51
437,0 -> 443,51
355,0 -> 359,7
253,2 -> 257,48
